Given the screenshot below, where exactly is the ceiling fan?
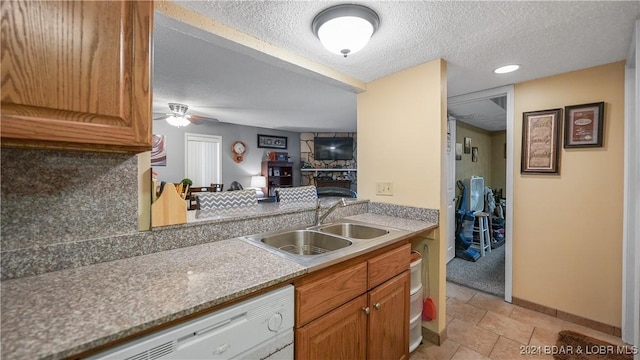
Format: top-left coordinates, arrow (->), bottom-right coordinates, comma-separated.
153,103 -> 219,127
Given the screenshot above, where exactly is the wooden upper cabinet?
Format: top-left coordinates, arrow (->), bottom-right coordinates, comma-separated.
1,0 -> 152,153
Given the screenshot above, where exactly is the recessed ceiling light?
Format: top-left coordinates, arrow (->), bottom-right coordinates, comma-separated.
494,64 -> 520,74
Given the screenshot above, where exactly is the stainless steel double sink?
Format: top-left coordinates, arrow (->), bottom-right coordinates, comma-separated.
257,223 -> 389,256
243,221 -> 405,269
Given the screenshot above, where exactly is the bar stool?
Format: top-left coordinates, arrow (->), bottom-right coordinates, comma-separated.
472,212 -> 492,257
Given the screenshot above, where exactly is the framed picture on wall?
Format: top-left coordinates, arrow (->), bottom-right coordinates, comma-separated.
472,147 -> 478,162
521,108 -> 562,174
455,143 -> 462,160
257,134 -> 288,149
151,134 -> 167,166
464,137 -> 471,153
564,102 -> 604,148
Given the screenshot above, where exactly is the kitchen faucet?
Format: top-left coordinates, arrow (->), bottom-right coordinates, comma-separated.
316,198 -> 348,226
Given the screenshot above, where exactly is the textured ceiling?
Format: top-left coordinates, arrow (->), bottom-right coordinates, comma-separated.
153,1 -> 639,132
153,13 -> 357,132
449,97 -> 507,132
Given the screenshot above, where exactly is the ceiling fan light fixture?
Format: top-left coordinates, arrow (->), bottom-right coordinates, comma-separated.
168,102 -> 189,115
165,115 -> 191,127
493,64 -> 520,74
312,4 -> 379,57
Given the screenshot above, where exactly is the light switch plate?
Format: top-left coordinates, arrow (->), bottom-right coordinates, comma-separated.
376,182 -> 393,196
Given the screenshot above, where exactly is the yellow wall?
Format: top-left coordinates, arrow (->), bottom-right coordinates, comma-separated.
455,121 -> 493,190
455,122 -> 506,202
357,60 -> 444,208
513,61 -> 625,326
490,131 -> 507,193
357,59 -> 448,335
138,151 -> 151,231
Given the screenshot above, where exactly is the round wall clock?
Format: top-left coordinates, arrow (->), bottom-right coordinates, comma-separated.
232,141 -> 247,163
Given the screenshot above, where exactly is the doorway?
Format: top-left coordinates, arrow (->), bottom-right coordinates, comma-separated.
446,86 -> 514,302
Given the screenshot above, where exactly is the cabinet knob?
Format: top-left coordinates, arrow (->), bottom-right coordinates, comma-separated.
362,306 -> 370,314
374,303 -> 381,310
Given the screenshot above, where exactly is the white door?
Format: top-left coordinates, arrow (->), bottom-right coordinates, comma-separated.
446,115 -> 456,263
185,133 -> 222,187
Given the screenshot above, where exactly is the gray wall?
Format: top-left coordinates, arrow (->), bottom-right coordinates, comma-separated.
153,120 -> 301,189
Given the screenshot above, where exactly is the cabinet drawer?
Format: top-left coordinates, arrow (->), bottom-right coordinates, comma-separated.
368,243 -> 411,290
296,262 -> 367,326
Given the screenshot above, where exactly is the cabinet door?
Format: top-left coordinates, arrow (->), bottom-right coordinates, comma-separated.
296,294 -> 367,360
1,0 -> 152,153
368,271 -> 410,360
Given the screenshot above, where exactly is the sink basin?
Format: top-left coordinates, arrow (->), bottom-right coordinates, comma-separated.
318,223 -> 389,239
259,230 -> 352,256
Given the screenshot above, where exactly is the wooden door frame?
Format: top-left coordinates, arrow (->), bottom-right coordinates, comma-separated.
446,115 -> 456,263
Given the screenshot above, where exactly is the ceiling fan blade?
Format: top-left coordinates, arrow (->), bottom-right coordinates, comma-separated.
153,114 -> 172,121
188,115 -> 219,124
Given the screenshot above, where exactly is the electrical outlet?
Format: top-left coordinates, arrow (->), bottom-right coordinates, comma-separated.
376,182 -> 393,196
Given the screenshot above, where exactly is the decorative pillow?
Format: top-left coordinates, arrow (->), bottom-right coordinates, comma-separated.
196,189 -> 257,210
276,186 -> 318,203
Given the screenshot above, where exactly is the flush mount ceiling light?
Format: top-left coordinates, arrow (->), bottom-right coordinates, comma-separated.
493,64 -> 521,74
312,4 -> 380,58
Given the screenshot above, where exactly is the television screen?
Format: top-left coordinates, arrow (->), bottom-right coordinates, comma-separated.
314,137 -> 353,160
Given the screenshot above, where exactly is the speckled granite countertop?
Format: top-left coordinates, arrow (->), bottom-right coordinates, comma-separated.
1,239 -> 305,360
1,213 -> 437,360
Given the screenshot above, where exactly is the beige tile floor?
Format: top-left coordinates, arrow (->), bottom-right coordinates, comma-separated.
409,282 -> 629,360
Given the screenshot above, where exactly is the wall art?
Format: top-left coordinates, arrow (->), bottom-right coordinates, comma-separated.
464,137 -> 471,154
564,102 -> 604,148
258,134 -> 287,149
521,108 -> 562,174
151,134 -> 166,166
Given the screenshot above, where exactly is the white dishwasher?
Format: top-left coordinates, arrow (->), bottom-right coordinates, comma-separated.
90,285 -> 294,360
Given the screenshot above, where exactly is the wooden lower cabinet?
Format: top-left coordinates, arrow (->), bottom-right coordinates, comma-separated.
296,295 -> 368,360
368,271 -> 410,360
295,243 -> 411,360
